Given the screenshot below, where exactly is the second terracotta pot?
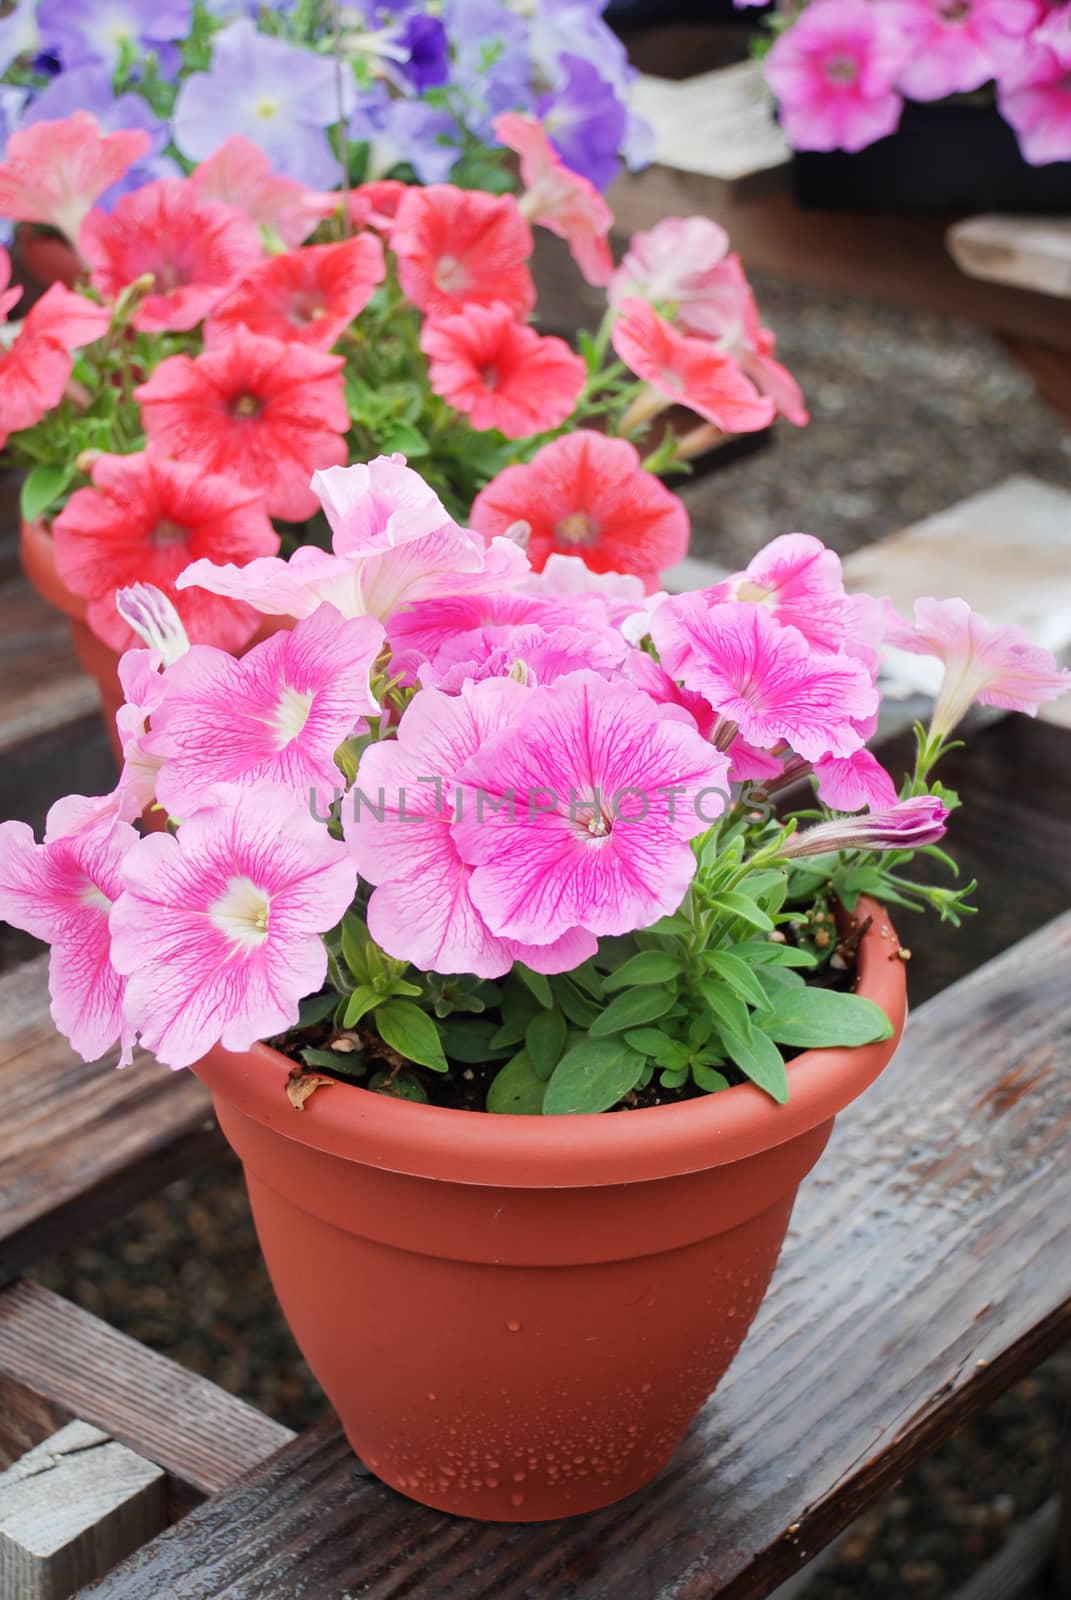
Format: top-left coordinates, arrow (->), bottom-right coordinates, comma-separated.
195,902 -> 907,1523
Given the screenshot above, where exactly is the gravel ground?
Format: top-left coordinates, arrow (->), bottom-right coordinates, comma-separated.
28,283 -> 1071,1597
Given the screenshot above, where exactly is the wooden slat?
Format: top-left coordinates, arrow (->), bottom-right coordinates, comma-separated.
0,956 -> 220,1284
86,907 -> 1071,1599
629,61 -> 790,203
0,579 -> 98,751
948,215 -> 1071,300
0,1282 -> 293,1509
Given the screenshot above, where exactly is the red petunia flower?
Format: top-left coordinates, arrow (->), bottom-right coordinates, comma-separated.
470,430 -> 689,590
206,233 -> 386,351
348,179 -> 408,234
391,184 -> 535,319
493,111 -> 614,288
0,112 -> 151,248
0,279 -> 111,449
52,450 -> 280,652
420,301 -> 586,437
189,135 -> 339,247
134,326 -> 349,522
611,297 -> 776,433
80,178 -> 264,334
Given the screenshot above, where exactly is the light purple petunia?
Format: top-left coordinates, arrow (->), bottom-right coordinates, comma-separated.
172,19 -> 349,187
37,0 -> 192,71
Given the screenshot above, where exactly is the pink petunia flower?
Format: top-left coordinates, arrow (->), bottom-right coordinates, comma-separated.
1035,2 -> 1071,66
0,800 -> 138,1063
452,670 -> 732,944
0,111 -> 151,248
112,645 -> 171,820
884,0 -> 1040,100
704,533 -> 853,653
206,234 -> 386,351
422,620 -> 629,692
813,749 -> 899,812
346,678 -> 597,978
493,111 -> 614,287
611,298 -> 777,433
470,431 -> 690,590
135,327 -> 349,522
391,184 -> 536,318
521,553 -> 652,637
80,178 -> 264,334
189,134 -> 340,247
0,245 -> 22,323
109,783 -> 358,1069
0,282 -> 111,449
609,216 -> 740,335
887,596 -> 1071,735
420,301 -> 586,436
178,456 -> 530,625
650,597 -> 879,761
385,589 -> 613,671
765,0 -> 914,153
144,602 -> 383,818
348,179 -> 408,234
996,39 -> 1071,163
783,795 -> 949,856
52,450 -> 279,653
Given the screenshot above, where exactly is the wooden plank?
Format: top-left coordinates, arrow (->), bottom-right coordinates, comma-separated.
0,1281 -> 293,1511
606,183 -> 1071,352
999,334 -> 1071,435
0,1420 -> 167,1600
629,61 -> 790,203
0,955 -> 221,1283
86,907 -> 1071,1599
948,215 -> 1071,300
948,1496 -> 1059,1600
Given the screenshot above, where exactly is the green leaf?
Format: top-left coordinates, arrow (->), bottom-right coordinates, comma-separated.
513,965 -> 554,1009
301,1046 -> 365,1077
720,1026 -> 789,1104
756,988 -> 894,1049
487,1049 -> 546,1114
710,890 -> 775,932
297,991 -> 339,1029
375,1000 -> 448,1072
369,1068 -> 429,1103
602,951 -> 684,992
551,976 -> 601,1029
20,461 -> 74,524
588,987 -> 677,1037
702,949 -> 770,1010
439,1017 -> 508,1064
342,985 -> 381,1028
693,1063 -> 730,1094
543,1039 -> 646,1115
525,1009 -> 567,1080
623,1028 -> 688,1069
733,941 -> 817,969
659,1067 -> 688,1090
697,979 -> 752,1040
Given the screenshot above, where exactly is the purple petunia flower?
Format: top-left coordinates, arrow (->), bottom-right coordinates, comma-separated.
37,0 -> 193,71
445,0 -> 534,133
395,14 -> 450,92
172,19 -> 349,188
350,83 -> 461,185
538,52 -> 627,190
0,0 -> 40,76
23,68 -> 179,208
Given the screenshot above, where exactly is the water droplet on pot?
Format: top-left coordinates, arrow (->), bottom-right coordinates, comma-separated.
506,1318 -> 522,1332
511,1492 -> 525,1507
427,1392 -> 437,1401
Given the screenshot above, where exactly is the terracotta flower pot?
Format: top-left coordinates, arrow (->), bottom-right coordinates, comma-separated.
194,902 -> 907,1523
14,226 -> 82,292
20,516 -> 128,767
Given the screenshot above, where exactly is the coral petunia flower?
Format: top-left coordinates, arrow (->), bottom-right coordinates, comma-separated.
391,183 -> 535,318
0,800 -> 138,1063
135,327 -> 349,522
420,301 -> 586,436
610,216 -> 739,333
348,179 -> 408,233
470,430 -> 689,590
189,134 -> 339,247
611,297 -> 776,433
178,456 -> 530,626
887,596 -> 1071,736
80,177 -> 264,333
347,678 -> 598,978
110,783 -> 358,1070
51,450 -> 280,654
650,598 -> 879,761
206,234 -> 386,351
0,111 -> 151,248
0,281 -> 111,447
452,670 -> 732,944
493,110 -> 614,287
145,602 -> 384,818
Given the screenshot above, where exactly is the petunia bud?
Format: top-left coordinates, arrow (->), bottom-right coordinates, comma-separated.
783,795 -> 949,858
115,583 -> 191,666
